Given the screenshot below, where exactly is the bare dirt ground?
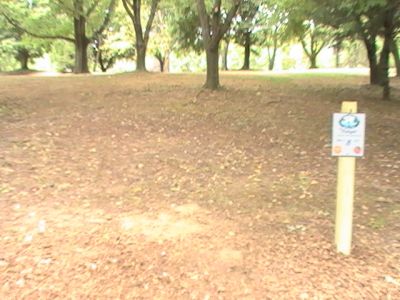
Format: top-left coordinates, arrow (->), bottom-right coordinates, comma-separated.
0,72 -> 399,299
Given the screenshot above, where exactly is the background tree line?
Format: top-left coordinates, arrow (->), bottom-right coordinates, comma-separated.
0,0 -> 399,98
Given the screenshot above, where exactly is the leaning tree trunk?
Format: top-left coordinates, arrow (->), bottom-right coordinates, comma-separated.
205,46 -> 220,89
268,41 -> 278,71
241,32 -> 251,70
268,49 -> 277,71
390,39 -> 400,77
363,36 -> 380,85
73,13 -> 89,73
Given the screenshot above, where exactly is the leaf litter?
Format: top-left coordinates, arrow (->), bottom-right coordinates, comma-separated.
0,73 -> 399,299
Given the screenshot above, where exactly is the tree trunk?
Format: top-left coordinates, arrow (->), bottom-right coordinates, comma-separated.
136,42 -> 147,71
205,46 -> 220,90
121,0 -> 159,72
73,7 -> 89,74
17,49 -> 30,70
93,40 -> 101,72
196,0 -> 240,90
221,39 -> 229,71
310,55 -> 318,69
390,38 -> 400,77
268,45 -> 277,71
380,8 -> 395,100
241,32 -> 251,70
301,38 -> 320,69
156,55 -> 164,72
335,43 -> 341,68
380,43 -> 391,100
164,54 -> 170,73
98,51 -> 106,72
363,36 -> 380,85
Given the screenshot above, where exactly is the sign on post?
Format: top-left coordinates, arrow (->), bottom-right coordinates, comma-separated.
333,102 -> 366,255
332,113 -> 366,157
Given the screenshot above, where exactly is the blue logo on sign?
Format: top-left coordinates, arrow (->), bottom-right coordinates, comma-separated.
339,115 -> 359,129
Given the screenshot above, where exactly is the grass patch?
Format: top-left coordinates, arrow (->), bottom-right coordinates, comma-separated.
368,216 -> 387,230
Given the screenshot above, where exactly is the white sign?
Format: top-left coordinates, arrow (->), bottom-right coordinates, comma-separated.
332,113 -> 366,157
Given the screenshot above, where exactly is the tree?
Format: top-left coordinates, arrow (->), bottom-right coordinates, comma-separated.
312,0 -> 398,84
149,3 -> 180,72
390,10 -> 400,77
2,36 -> 46,71
285,0 -> 332,69
391,37 -> 400,77
1,0 -> 116,73
234,0 -> 259,70
299,20 -> 330,69
169,3 -> 203,52
0,15 -> 47,70
255,1 -> 289,70
196,0 -> 241,89
121,0 -> 160,71
220,35 -> 231,70
379,0 -> 397,100
311,0 -> 400,99
92,32 -> 135,72
91,5 -> 135,72
353,6 -> 384,84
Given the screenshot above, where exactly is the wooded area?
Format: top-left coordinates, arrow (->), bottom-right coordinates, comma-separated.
0,0 -> 399,98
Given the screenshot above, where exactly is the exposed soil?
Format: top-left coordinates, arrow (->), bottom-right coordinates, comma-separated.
0,72 -> 399,299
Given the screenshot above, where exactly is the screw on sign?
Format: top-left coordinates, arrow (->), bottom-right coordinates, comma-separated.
353,146 -> 362,155
333,146 -> 342,155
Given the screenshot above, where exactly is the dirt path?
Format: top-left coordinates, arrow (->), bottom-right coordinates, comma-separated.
0,73 -> 399,299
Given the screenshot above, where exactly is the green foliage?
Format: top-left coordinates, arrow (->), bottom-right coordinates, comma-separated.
91,4 -> 135,72
168,2 -> 203,53
92,29 -> 135,72
233,0 -> 261,45
48,40 -> 74,72
0,14 -> 49,70
147,1 -> 180,67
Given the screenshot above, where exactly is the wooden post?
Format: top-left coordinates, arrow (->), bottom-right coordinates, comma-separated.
335,101 -> 357,255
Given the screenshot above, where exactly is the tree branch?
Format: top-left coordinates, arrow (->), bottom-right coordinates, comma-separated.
53,0 -> 77,16
300,38 -> 311,58
133,0 -> 143,39
211,0 -> 222,46
219,0 -> 241,40
315,41 -> 326,55
143,0 -> 159,44
90,0 -> 116,41
121,0 -> 135,24
86,0 -> 101,18
0,34 -> 13,41
1,13 -> 74,42
197,0 -> 211,47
